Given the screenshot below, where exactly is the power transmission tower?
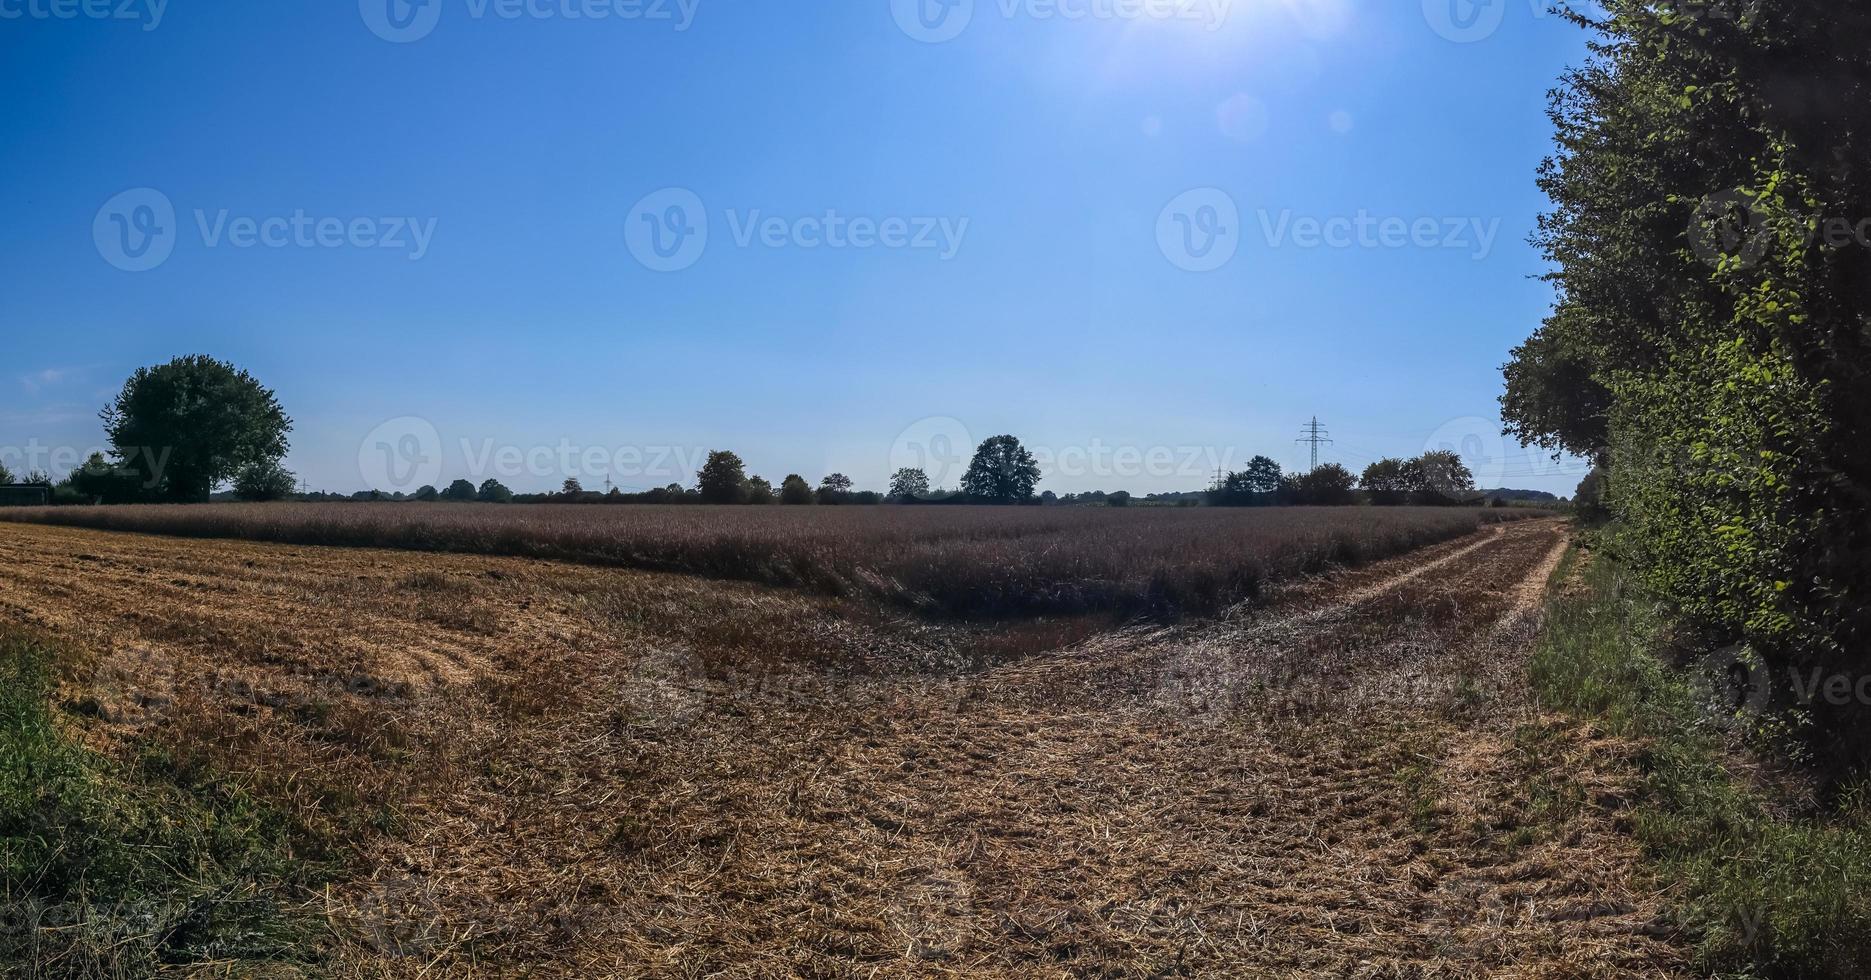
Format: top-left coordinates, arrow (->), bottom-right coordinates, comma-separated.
1296,416 -> 1333,472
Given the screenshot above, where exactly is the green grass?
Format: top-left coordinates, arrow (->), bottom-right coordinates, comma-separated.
1530,552 -> 1871,978
0,629 -> 321,977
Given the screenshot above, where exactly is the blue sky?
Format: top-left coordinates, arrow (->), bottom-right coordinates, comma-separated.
1,0 -> 1595,496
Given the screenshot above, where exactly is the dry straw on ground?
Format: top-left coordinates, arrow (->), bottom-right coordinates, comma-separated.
0,515 -> 1688,976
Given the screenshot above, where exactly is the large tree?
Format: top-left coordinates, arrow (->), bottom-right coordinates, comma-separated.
888,467 -> 930,500
1359,458 -> 1412,506
778,474 -> 815,505
960,435 -> 1041,503
101,355 -> 292,502
696,451 -> 748,504
817,472 -> 854,505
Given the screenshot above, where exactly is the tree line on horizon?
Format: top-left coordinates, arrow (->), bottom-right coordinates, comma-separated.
11,355 -> 1517,510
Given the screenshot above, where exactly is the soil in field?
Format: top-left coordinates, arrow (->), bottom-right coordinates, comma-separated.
0,518 -> 1688,978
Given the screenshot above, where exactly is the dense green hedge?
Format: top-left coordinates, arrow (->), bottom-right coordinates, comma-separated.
1502,2 -> 1871,768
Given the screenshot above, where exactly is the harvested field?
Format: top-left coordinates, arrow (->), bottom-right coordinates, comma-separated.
0,516 -> 1691,977
0,504 -> 1538,620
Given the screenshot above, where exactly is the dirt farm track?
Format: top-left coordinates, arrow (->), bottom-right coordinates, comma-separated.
0,517 -> 1693,978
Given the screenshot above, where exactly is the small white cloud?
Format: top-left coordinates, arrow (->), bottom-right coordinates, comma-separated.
1329,110 -> 1354,134
1216,93 -> 1269,143
20,368 -> 66,393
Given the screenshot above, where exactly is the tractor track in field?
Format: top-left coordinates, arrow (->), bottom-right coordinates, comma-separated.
0,517 -> 1687,978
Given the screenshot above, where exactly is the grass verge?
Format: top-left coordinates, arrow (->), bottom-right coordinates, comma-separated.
1529,550 -> 1871,978
0,628 -> 321,977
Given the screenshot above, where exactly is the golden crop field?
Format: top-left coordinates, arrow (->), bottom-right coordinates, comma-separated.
0,512 -> 1695,978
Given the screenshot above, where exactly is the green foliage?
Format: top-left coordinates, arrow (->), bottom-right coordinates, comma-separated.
101,355 -> 292,502
0,631 -> 316,973
888,467 -> 931,500
1359,458 -> 1412,506
1294,463 -> 1358,506
62,452 -> 145,505
232,460 -> 297,502
414,484 -> 440,502
1410,450 -> 1476,505
778,474 -> 815,505
476,479 -> 513,503
961,435 -> 1041,503
442,479 -> 478,502
744,475 -> 775,505
1499,2 -> 1871,762
1210,456 -> 1282,507
696,451 -> 748,505
1530,556 -> 1871,978
817,473 -> 853,505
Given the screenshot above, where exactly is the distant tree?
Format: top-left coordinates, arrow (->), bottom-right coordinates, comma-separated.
101,355 -> 292,502
477,479 -> 513,503
960,435 -> 1041,503
1039,490 -> 1058,505
1210,456 -> 1283,507
233,460 -> 297,502
562,478 -> 584,496
1242,456 -> 1283,495
697,451 -> 748,504
817,473 -> 854,504
61,453 -> 140,504
442,479 -> 478,502
1295,463 -> 1358,506
1411,450 -> 1476,505
606,486 -> 624,501
1360,458 -> 1412,506
888,467 -> 930,501
1574,465 -> 1609,522
0,460 -> 11,484
744,475 -> 776,505
1107,490 -> 1132,507
779,474 -> 815,505
414,484 -> 439,502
